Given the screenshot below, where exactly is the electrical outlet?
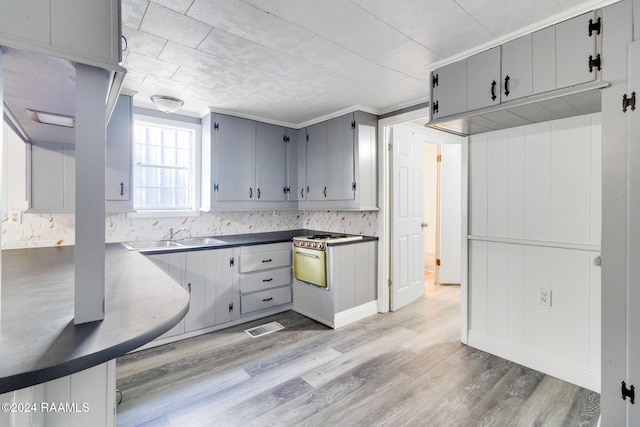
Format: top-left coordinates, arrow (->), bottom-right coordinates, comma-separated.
539,288 -> 552,306
8,209 -> 22,224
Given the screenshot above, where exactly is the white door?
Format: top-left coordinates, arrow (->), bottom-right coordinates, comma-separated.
391,126 -> 425,311
438,143 -> 462,284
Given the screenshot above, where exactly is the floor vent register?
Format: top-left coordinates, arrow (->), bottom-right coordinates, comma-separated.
245,321 -> 284,338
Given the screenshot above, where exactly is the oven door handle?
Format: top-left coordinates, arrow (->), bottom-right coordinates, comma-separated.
295,251 -> 320,259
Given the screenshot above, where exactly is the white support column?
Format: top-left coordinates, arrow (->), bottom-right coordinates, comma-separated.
0,47 -> 4,320
74,64 -> 108,325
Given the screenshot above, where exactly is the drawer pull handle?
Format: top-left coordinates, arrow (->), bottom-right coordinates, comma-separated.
262,297 -> 273,302
262,278 -> 273,282
262,259 -> 272,263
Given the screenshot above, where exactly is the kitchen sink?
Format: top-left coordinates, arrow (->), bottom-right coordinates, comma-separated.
178,237 -> 227,246
121,240 -> 185,251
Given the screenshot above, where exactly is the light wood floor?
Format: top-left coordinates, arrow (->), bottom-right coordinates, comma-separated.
116,275 -> 600,426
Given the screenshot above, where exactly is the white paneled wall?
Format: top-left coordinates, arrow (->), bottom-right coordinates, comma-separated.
467,114 -> 601,392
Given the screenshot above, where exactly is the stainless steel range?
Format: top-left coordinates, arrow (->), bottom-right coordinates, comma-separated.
292,234 -> 363,288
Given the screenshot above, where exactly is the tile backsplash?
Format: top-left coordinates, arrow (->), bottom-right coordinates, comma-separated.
1,210 -> 379,249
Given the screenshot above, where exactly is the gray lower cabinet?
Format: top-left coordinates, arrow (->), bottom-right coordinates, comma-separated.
145,252 -> 186,339
239,242 -> 292,316
328,241 -> 377,313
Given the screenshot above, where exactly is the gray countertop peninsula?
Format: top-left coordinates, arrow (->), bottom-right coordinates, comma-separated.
0,244 -> 189,394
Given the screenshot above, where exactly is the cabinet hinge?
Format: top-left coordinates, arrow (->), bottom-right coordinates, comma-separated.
351,121 -> 356,130
214,122 -> 219,131
432,101 -> 439,114
623,92 -> 636,113
588,54 -> 601,73
352,182 -> 356,191
436,259 -> 441,266
283,135 -> 290,143
306,134 -> 309,142
588,17 -> 601,37
622,381 -> 635,404
230,257 -> 234,267
437,154 -> 442,163
432,73 -> 439,88
229,303 -> 234,313
214,183 -> 219,192
283,186 -> 290,194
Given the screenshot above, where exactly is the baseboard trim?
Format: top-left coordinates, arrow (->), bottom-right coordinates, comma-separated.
334,301 -> 378,329
468,331 -> 600,392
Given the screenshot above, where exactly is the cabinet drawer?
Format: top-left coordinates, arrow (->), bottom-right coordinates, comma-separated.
240,249 -> 291,273
241,286 -> 291,314
241,267 -> 291,294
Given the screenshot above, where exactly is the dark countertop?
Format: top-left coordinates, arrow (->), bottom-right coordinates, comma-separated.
129,229 -> 379,254
0,244 -> 189,394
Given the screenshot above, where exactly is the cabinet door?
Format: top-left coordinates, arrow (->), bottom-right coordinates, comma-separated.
533,26 -> 556,94
205,248 -> 240,326
305,121 -> 328,201
327,113 -> 355,201
502,35 -> 533,102
433,60 -> 466,118
297,128 -> 307,201
255,122 -> 287,202
214,114 -> 255,201
105,94 -> 131,202
184,251 -> 206,333
286,128 -> 299,202
30,143 -> 75,213
556,12 -> 598,89
147,252 -> 186,339
467,47 -> 501,111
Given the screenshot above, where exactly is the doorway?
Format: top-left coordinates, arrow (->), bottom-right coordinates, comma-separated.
376,108 -> 468,343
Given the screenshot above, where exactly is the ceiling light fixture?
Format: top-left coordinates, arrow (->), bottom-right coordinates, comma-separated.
150,95 -> 184,113
25,109 -> 75,128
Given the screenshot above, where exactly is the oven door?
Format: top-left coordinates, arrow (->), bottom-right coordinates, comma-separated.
293,246 -> 327,288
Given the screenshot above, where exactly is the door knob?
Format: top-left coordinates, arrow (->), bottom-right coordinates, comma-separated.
421,223 -> 428,228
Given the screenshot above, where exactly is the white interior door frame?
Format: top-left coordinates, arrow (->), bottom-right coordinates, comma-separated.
377,108 -> 469,344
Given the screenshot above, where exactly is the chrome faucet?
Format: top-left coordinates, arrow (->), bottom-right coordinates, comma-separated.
168,227 -> 186,240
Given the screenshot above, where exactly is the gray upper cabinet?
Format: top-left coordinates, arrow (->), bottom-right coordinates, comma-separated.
29,143 -> 75,213
502,36 -> 533,102
201,113 -> 296,210
286,128 -> 300,202
255,122 -> 287,202
327,113 -> 355,201
556,11 -> 598,89
212,114 -> 256,202
296,128 -> 307,201
466,47 -> 501,111
305,121 -> 329,201
105,95 -> 132,212
431,60 -> 466,119
532,26 -> 556,94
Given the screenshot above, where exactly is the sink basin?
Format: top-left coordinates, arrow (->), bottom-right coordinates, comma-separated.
121,240 -> 185,251
178,237 -> 227,246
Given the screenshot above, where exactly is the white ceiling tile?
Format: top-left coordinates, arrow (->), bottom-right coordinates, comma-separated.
242,14 -> 315,52
297,0 -> 376,40
123,51 -> 180,79
463,0 -> 559,35
123,69 -> 147,88
336,19 -> 410,61
403,1 -> 478,47
150,0 -> 194,14
122,0 -> 149,29
287,36 -> 352,66
349,0 -> 447,27
488,4 -> 564,37
244,70 -> 296,92
375,40 -> 442,71
283,63 -> 337,86
428,24 -> 494,57
199,28 -> 300,75
242,0 -> 323,21
403,58 -> 439,81
122,25 -> 167,58
187,0 -> 266,37
139,3 -> 212,48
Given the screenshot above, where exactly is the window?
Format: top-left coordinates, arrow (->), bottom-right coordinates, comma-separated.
132,115 -> 200,213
